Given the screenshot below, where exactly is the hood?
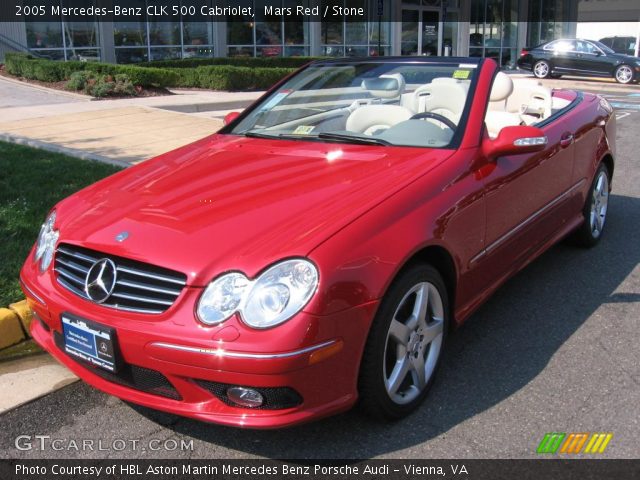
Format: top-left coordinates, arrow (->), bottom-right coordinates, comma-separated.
55,134 -> 452,285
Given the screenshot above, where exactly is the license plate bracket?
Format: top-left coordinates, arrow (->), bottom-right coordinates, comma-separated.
62,313 -> 120,373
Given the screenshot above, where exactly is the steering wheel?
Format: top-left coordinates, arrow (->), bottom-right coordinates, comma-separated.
409,112 -> 457,131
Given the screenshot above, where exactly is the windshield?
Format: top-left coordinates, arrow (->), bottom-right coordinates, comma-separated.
228,61 -> 479,148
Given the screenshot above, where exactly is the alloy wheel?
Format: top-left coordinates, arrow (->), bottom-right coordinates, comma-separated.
590,170 -> 609,238
534,61 -> 549,78
383,282 -> 444,405
616,65 -> 633,84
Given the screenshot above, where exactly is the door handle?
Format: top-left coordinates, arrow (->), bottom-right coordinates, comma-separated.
560,133 -> 574,148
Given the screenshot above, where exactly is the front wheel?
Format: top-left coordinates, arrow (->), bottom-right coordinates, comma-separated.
358,264 -> 448,420
615,64 -> 634,84
533,60 -> 551,79
571,163 -> 610,247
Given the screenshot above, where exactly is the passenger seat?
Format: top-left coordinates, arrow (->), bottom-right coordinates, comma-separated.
484,72 -> 522,138
346,74 -> 413,135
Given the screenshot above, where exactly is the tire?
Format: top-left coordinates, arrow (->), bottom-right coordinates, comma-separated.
533,60 -> 552,79
571,163 -> 611,247
614,64 -> 634,84
358,264 -> 449,420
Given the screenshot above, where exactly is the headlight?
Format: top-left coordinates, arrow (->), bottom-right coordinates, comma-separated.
196,259 -> 318,329
34,211 -> 59,272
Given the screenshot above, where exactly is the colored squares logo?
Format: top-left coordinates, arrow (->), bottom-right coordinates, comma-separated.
537,433 -> 613,454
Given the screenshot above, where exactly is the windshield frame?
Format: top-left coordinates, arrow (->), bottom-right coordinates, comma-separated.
218,57 -> 484,150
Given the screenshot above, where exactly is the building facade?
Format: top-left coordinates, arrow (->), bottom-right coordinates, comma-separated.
0,0 -> 637,68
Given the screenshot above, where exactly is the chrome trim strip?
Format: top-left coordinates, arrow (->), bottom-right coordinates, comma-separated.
56,277 -> 165,315
20,279 -> 46,306
56,257 -> 89,274
470,179 -> 586,264
151,339 -> 337,360
117,279 -> 181,296
110,291 -> 174,306
55,266 -> 85,286
116,266 -> 186,286
57,246 -> 96,263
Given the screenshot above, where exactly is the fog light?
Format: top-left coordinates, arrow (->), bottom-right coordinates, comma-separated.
226,387 -> 264,408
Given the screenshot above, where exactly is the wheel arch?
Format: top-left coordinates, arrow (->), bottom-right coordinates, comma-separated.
601,153 -> 615,181
396,244 -> 458,323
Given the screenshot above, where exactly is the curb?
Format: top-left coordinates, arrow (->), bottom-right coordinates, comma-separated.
0,74 -> 93,101
0,300 -> 32,350
0,132 -> 131,168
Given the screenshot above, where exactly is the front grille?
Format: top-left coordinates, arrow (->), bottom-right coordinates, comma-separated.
195,380 -> 303,410
54,331 -> 181,400
54,243 -> 187,314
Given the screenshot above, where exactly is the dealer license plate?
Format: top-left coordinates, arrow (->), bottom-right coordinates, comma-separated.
62,314 -> 119,372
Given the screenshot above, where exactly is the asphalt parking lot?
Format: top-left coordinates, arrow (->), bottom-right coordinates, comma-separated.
0,89 -> 639,460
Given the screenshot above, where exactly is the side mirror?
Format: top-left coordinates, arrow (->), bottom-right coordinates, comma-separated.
223,111 -> 241,126
482,125 -> 547,160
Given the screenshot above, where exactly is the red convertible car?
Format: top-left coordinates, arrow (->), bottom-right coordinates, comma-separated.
21,57 -> 615,428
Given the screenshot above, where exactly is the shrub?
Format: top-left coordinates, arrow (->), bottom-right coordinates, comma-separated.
5,52 -> 293,92
4,53 -> 178,88
66,71 -> 92,91
88,75 -> 115,97
113,74 -> 136,96
173,65 -> 295,91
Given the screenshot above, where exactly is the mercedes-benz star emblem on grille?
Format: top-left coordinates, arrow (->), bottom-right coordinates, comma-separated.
84,258 -> 117,303
115,231 -> 129,242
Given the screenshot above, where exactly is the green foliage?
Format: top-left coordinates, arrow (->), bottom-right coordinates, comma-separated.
5,52 -> 295,92
174,65 -> 296,90
4,53 -> 178,88
0,141 -> 121,306
65,71 -> 92,91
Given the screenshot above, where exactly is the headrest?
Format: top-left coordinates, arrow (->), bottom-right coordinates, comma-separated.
362,73 -> 406,99
490,72 -> 514,102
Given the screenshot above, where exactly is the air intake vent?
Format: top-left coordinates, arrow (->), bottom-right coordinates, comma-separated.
54,243 -> 186,314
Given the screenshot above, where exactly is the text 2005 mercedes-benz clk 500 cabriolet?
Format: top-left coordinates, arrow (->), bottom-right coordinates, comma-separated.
21,57 -> 615,428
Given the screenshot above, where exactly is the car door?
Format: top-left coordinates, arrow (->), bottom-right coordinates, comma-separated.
476,113 -> 578,278
546,40 -> 579,72
575,41 -> 610,75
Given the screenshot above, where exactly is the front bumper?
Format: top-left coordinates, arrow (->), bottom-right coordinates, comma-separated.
21,260 -> 378,428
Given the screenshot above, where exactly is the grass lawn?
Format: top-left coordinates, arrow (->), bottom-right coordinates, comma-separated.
0,141 -> 122,306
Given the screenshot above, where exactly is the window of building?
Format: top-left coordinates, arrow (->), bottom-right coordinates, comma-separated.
113,1 -> 216,63
526,0 -> 573,47
227,0 -> 310,57
321,0 -> 391,57
26,2 -> 99,61
469,0 -> 519,69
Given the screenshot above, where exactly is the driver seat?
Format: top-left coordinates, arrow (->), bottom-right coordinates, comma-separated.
346,73 -> 413,135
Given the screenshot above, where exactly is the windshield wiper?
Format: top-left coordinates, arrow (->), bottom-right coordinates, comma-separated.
243,130 -> 390,146
242,131 -> 278,139
317,132 -> 390,146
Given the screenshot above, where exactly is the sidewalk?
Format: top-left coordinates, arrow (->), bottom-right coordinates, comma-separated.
0,77 -> 263,165
0,354 -> 77,414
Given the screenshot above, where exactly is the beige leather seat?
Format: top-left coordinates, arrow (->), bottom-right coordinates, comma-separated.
488,78 -> 553,125
346,73 -> 413,135
410,78 -> 468,124
484,72 -> 522,138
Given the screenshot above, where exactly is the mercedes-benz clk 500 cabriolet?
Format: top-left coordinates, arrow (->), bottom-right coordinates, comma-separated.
21,57 -> 615,428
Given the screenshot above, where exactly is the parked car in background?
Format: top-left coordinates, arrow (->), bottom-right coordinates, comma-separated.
22,57 -> 616,428
518,38 -> 640,84
599,36 -> 637,57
